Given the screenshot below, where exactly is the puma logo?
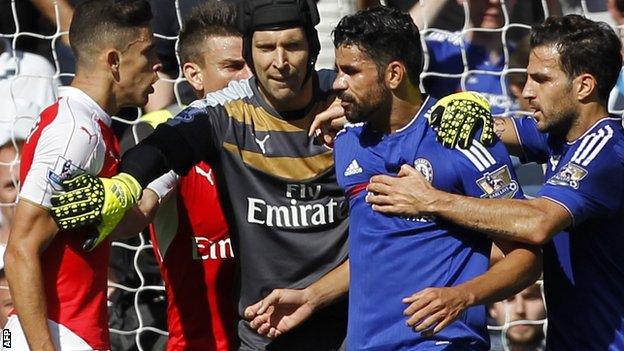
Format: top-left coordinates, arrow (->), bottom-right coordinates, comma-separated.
80,126 -> 97,144
194,166 -> 215,186
254,134 -> 270,154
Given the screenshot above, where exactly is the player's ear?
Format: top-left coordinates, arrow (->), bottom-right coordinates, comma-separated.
385,61 -> 405,90
574,73 -> 596,102
183,62 -> 204,92
106,50 -> 122,80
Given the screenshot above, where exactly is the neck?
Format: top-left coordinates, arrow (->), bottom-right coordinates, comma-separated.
566,102 -> 610,142
71,67 -> 118,115
369,81 -> 423,134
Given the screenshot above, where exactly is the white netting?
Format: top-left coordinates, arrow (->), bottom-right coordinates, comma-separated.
0,0 -> 620,350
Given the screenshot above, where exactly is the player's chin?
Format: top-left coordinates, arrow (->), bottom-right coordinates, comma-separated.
137,91 -> 152,106
344,109 -> 363,124
507,326 -> 540,343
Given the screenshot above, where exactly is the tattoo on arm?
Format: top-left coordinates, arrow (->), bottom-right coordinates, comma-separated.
494,118 -> 508,139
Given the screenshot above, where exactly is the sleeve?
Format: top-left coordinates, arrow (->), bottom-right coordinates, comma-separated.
512,116 -> 550,164
120,102 -> 226,187
19,115 -> 99,208
538,141 -> 624,225
146,170 -> 180,200
452,139 -> 525,200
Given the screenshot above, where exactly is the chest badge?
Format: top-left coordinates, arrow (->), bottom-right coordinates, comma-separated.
414,158 -> 433,183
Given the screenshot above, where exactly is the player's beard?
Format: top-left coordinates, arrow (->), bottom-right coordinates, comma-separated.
540,102 -> 577,139
340,83 -> 391,124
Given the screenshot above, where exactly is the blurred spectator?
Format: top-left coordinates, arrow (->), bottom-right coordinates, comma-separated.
0,138 -> 22,244
419,0 -> 560,115
0,1 -> 49,58
489,283 -> 546,351
422,0 -> 520,115
506,36 -> 531,112
0,38 -> 59,118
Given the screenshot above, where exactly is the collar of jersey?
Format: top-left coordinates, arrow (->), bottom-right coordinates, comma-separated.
58,86 -> 112,126
364,95 -> 433,140
565,115 -> 622,145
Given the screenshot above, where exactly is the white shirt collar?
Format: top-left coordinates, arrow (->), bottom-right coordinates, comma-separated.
59,86 -> 112,127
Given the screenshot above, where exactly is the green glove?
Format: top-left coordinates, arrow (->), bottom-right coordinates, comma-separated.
50,172 -> 142,251
427,91 -> 494,149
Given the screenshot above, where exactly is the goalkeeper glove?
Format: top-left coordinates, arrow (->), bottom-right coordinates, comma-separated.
427,91 -> 494,149
50,172 -> 142,251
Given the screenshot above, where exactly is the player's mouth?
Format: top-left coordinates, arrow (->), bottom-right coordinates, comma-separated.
529,104 -> 541,117
269,75 -> 295,85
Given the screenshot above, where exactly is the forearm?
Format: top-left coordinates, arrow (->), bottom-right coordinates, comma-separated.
409,0 -> 450,29
5,247 -> 54,350
493,117 -> 523,157
304,259 -> 349,310
456,243 -> 541,306
428,192 -> 563,245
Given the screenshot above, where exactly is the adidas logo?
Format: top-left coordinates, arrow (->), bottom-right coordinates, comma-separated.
344,159 -> 363,176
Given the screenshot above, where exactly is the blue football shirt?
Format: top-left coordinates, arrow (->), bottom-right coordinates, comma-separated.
335,96 -> 524,350
513,116 -> 624,351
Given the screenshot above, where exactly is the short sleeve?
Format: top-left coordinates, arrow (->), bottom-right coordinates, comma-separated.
538,141 -> 624,225
512,117 -> 550,164
453,139 -> 525,200
19,116 -> 100,207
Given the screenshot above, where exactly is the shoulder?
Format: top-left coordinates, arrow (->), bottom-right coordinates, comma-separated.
335,122 -> 365,143
201,79 -> 255,107
451,139 -> 507,172
170,80 -> 254,124
569,120 -> 624,169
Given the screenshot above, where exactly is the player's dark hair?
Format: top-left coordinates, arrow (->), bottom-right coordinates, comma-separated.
332,6 -> 422,86
69,0 -> 152,64
178,1 -> 241,66
530,15 -> 622,103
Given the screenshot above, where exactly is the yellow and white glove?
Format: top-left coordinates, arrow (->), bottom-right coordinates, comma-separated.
427,92 -> 494,149
50,172 -> 142,251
